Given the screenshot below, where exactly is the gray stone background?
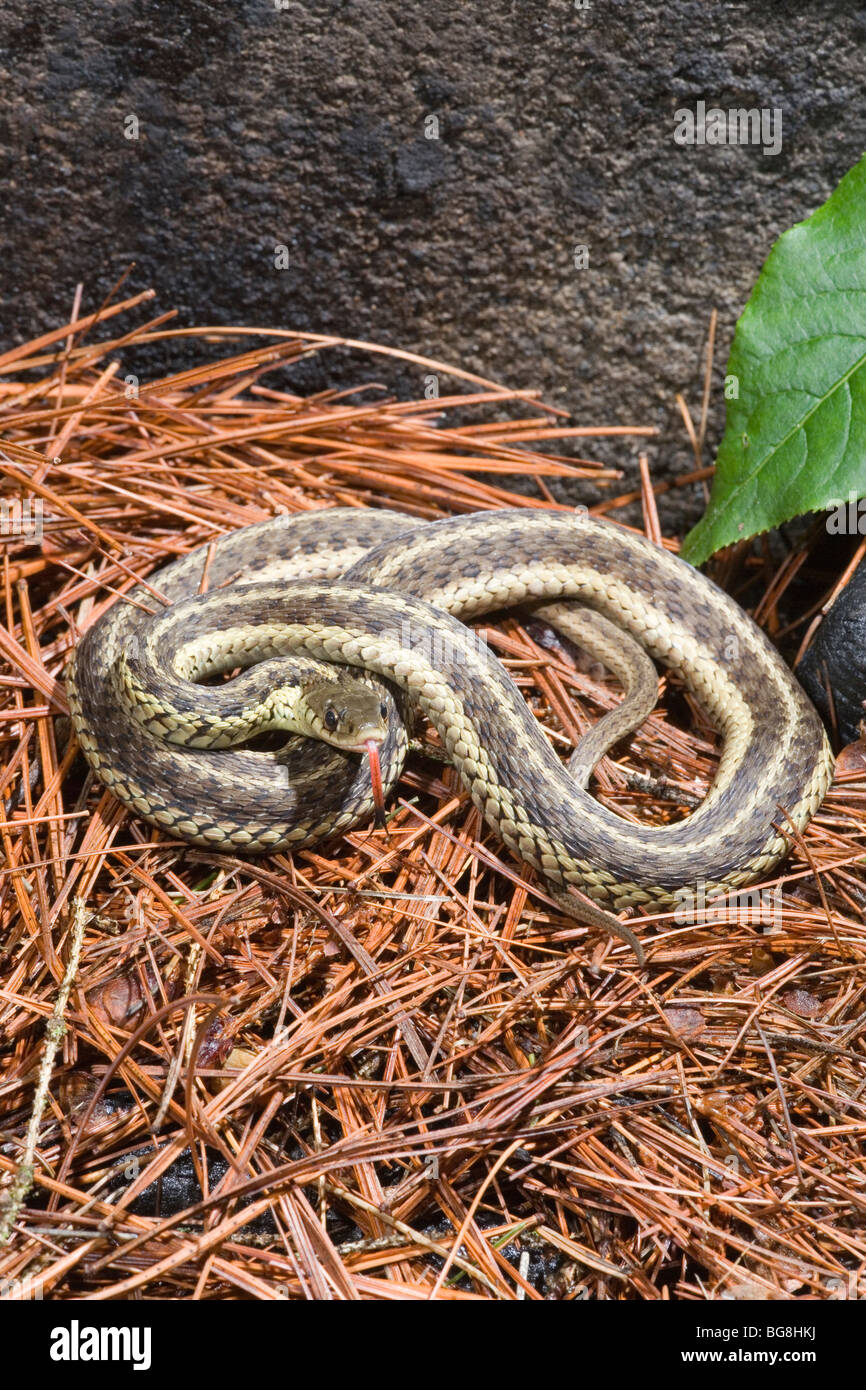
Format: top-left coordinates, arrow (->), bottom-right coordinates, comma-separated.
1,0 -> 865,527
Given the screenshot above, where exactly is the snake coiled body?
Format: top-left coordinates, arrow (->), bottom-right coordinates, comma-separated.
67,508 -> 834,930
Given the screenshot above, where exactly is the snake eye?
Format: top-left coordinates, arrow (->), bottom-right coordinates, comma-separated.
379,701 -> 388,719
323,707 -> 338,732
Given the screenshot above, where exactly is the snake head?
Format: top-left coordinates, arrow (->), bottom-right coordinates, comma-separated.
298,678 -> 390,754
299,676 -> 391,826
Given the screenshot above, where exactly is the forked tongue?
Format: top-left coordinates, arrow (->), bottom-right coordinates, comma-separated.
365,739 -> 386,828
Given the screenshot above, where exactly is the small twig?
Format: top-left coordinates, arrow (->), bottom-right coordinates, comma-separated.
0,896 -> 87,1243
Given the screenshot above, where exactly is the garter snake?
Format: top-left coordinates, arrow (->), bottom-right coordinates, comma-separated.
67,508 -> 834,959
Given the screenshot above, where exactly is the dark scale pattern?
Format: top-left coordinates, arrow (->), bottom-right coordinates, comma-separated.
68,508 -> 834,909
68,510 -> 413,847
344,510 -> 834,897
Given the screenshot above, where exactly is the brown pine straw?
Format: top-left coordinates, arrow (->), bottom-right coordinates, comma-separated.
0,292 -> 864,1303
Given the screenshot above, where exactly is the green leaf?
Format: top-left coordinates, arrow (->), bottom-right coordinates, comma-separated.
681,152 -> 866,565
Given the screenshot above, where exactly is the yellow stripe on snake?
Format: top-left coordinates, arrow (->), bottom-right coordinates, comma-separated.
67,508 -> 834,962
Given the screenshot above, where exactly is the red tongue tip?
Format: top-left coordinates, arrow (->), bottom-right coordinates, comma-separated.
365,739 -> 386,828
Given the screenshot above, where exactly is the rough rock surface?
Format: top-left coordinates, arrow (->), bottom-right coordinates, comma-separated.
1,0 -> 864,525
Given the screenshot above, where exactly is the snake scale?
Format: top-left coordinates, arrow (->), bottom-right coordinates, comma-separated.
67,508 -> 834,957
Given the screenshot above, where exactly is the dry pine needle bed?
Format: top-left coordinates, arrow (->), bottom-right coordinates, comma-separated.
0,290 -> 864,1301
